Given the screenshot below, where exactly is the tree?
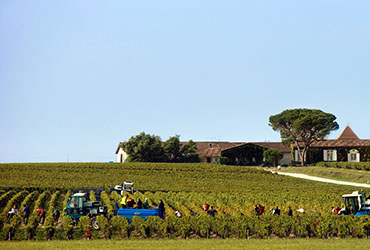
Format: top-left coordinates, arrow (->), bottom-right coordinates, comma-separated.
269,108 -> 339,166
180,140 -> 199,162
163,135 -> 181,162
121,133 -> 200,163
263,149 -> 283,167
122,132 -> 164,162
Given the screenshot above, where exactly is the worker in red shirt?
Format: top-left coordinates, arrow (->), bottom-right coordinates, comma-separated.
37,209 -> 46,225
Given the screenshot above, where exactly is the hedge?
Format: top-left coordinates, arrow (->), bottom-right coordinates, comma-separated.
316,162 -> 370,171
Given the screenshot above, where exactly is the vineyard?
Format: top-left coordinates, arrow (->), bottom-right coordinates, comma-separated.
0,163 -> 370,240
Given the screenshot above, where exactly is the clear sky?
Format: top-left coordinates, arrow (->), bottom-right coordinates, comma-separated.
1,1 -> 370,163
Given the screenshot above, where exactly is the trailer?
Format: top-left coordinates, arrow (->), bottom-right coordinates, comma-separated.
114,207 -> 160,220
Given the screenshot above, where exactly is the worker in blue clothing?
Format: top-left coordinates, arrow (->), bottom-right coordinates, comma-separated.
158,199 -> 165,219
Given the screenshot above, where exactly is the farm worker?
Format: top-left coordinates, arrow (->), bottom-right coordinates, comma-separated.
7,205 -> 18,222
207,206 -> 217,217
254,205 -> 260,215
273,206 -> 280,215
23,205 -> 30,224
136,198 -> 143,209
126,198 -> 135,208
297,208 -> 305,213
120,195 -> 128,208
37,208 -> 46,224
287,207 -> 293,216
85,225 -> 92,240
257,204 -> 264,215
174,210 -> 182,218
143,198 -> 149,209
202,204 -> 210,211
53,209 -> 60,223
158,199 -> 165,219
334,207 -> 340,215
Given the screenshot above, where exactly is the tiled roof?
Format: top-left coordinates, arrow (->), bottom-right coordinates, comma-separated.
198,147 -> 223,157
249,142 -> 291,153
193,142 -> 244,152
194,142 -> 245,158
310,139 -> 370,148
337,126 -> 360,140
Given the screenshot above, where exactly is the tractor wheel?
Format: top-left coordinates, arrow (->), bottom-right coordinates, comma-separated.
91,217 -> 99,230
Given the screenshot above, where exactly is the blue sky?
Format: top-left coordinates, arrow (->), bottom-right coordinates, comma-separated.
1,1 -> 370,162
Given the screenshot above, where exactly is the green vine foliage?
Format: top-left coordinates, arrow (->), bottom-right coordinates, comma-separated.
111,216 -> 129,238
2,215 -> 22,240
131,216 -> 148,238
62,216 -> 74,240
96,215 -> 111,239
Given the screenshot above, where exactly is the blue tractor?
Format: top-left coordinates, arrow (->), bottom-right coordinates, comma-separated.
65,192 -> 160,229
64,193 -> 108,229
341,191 -> 370,216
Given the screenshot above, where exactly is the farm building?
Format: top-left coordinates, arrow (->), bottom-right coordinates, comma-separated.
115,141 -> 291,165
221,142 -> 291,165
293,126 -> 370,164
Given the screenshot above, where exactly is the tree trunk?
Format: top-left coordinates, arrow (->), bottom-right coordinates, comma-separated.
301,147 -> 307,166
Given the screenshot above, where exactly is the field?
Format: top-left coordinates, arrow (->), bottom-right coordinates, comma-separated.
1,239 -> 370,250
280,166 -> 370,184
0,163 -> 370,242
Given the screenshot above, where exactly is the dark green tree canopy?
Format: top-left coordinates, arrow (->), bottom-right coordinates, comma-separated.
163,135 -> 182,162
123,132 -> 164,162
269,108 -> 339,166
122,132 -> 199,163
180,140 -> 199,162
263,149 -> 283,167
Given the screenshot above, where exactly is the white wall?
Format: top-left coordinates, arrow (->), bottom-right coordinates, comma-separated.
116,148 -> 128,163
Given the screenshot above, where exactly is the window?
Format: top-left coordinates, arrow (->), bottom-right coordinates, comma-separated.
348,149 -> 360,162
69,197 -> 77,207
327,150 -> 333,161
323,149 -> 337,161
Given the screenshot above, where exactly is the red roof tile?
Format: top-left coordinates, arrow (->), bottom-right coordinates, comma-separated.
337,126 -> 360,140
310,139 -> 370,147
249,142 -> 291,153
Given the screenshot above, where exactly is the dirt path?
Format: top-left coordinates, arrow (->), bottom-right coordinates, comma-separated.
275,171 -> 370,188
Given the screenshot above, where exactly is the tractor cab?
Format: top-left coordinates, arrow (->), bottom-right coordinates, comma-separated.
342,191 -> 370,216
65,193 -> 88,219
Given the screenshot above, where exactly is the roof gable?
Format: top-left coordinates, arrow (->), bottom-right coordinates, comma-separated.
337,126 -> 359,140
